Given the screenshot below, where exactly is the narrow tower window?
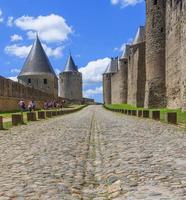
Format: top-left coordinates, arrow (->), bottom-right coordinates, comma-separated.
28,78 -> 31,84
154,0 -> 157,5
44,79 -> 48,84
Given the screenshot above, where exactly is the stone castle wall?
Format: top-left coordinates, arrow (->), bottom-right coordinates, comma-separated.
128,42 -> 146,107
18,74 -> 58,98
103,0 -> 186,109
166,0 -> 185,108
0,76 -> 86,111
60,72 -> 82,100
103,74 -> 112,104
111,58 -> 128,104
145,0 -> 166,108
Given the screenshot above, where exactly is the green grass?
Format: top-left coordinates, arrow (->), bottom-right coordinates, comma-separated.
105,104 -> 186,124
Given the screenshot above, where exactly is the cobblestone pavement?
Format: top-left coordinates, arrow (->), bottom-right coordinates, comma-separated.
0,106 -> 186,200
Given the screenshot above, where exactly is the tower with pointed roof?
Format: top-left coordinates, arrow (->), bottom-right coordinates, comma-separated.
103,57 -> 118,104
18,35 -> 58,97
59,54 -> 82,100
145,0 -> 166,108
110,47 -> 129,104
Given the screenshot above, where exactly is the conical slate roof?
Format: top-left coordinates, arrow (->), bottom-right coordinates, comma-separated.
104,58 -> 118,74
133,26 -> 145,45
18,35 -> 57,77
121,45 -> 131,58
63,55 -> 78,72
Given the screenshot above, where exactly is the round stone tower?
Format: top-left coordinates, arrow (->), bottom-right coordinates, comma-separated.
59,55 -> 82,100
145,0 -> 166,108
103,58 -> 118,104
18,35 -> 58,97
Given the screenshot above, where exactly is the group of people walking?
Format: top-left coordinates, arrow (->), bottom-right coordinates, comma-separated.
18,100 -> 36,113
44,100 -> 65,110
18,100 -> 65,112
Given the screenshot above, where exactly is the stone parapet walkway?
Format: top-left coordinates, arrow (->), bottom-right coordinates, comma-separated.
0,106 -> 185,199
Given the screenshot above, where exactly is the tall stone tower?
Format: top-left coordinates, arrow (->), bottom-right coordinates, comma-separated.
59,54 -> 82,100
18,35 -> 58,97
103,58 -> 118,104
145,0 -> 166,108
114,45 -> 130,104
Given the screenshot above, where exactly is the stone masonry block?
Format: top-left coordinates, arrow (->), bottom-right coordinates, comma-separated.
166,113 -> 177,124
152,111 -> 160,121
138,110 -> 143,117
0,116 -> 3,130
132,110 -> 137,116
52,111 -> 57,117
12,114 -> 23,126
27,112 -> 37,121
38,111 -> 46,119
143,110 -> 150,118
46,111 -> 52,118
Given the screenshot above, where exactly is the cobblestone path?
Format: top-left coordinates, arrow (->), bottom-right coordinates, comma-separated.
0,106 -> 186,200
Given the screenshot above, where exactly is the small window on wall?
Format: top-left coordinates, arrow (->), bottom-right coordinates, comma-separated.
44,79 -> 47,84
28,78 -> 31,84
154,0 -> 157,5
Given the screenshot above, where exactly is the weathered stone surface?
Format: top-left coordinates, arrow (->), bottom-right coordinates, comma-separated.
38,111 -> 46,119
152,111 -> 160,121
0,116 -> 3,130
0,106 -> 185,199
145,0 -> 166,108
12,114 -> 23,126
166,113 -> 177,124
27,112 -> 37,121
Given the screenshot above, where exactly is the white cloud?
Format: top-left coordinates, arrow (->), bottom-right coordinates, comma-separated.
10,34 -> 23,42
0,9 -> 4,23
5,44 -> 32,58
5,43 -> 63,58
111,0 -> 143,7
11,68 -> 20,74
7,16 -> 14,26
8,76 -> 18,82
79,58 -> 110,83
15,14 -> 72,43
84,86 -> 103,98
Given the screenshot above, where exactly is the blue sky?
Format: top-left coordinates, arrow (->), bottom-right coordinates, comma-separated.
0,0 -> 145,102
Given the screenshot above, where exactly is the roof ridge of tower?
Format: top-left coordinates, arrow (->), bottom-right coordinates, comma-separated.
63,54 -> 78,72
132,25 -> 145,45
18,35 -> 57,77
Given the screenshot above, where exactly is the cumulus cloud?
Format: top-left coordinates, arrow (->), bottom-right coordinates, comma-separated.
79,58 -> 110,84
10,68 -> 20,74
10,34 -> 23,42
14,14 -> 72,43
5,43 -> 63,58
5,44 -> 32,58
7,16 -> 14,26
111,0 -> 143,7
0,9 -> 4,23
84,86 -> 103,98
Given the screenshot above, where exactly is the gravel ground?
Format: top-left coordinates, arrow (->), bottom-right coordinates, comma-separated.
0,105 -> 185,200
